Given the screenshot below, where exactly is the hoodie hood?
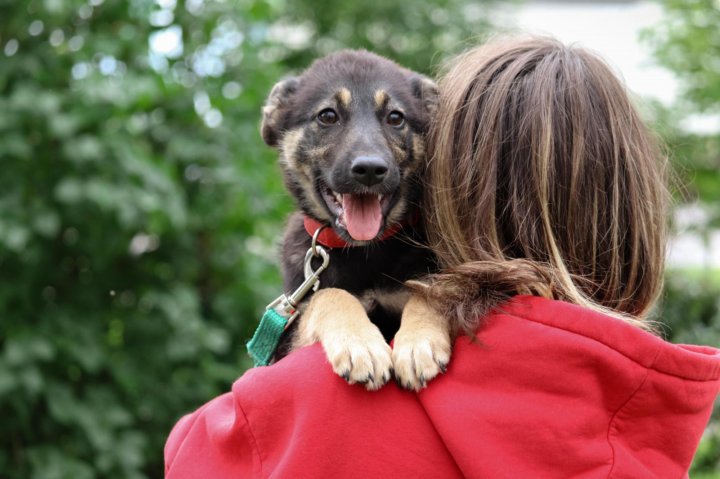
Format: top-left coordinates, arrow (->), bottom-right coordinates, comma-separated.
417,295 -> 720,478
165,295 -> 720,479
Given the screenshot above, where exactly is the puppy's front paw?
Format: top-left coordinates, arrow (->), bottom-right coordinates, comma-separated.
323,326 -> 393,391
392,324 -> 451,392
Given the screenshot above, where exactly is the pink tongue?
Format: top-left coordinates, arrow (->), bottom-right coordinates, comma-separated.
342,194 -> 382,241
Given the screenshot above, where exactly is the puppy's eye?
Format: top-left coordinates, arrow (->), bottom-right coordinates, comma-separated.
387,111 -> 404,127
317,108 -> 339,125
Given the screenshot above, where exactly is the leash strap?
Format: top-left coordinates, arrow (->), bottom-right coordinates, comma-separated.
247,309 -> 289,367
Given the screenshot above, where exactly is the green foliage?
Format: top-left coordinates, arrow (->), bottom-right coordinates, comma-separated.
0,0 -> 494,477
644,0 -> 720,211
269,0 -> 495,72
645,0 -> 720,115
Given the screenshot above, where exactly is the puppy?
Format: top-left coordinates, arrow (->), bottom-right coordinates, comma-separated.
261,50 -> 450,391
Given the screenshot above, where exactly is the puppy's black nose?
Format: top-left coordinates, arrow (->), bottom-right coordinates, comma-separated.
351,156 -> 388,186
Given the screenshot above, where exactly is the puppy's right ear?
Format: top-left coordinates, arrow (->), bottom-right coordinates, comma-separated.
261,76 -> 300,147
409,74 -> 439,117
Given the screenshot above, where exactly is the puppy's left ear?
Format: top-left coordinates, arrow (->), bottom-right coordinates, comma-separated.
409,75 -> 439,116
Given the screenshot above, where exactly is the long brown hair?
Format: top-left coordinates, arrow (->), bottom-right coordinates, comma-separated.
421,36 -> 669,334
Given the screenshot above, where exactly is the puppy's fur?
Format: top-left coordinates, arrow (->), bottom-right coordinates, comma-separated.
261,50 -> 451,390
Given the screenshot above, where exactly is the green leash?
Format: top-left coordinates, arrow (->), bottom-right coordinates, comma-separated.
246,236 -> 330,367
247,309 -> 290,367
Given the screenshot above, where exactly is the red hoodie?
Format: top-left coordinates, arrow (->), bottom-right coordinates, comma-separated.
164,296 -> 720,478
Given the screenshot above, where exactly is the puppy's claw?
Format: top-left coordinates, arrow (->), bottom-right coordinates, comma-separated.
392,325 -> 452,392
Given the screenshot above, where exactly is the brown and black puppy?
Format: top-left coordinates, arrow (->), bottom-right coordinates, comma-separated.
261,50 -> 450,391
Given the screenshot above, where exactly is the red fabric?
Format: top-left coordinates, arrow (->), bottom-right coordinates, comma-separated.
165,296 -> 720,478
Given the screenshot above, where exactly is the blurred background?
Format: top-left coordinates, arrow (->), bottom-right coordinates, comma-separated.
1,0 -> 718,477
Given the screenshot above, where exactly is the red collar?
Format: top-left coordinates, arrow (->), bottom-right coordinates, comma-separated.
303,213 -> 418,248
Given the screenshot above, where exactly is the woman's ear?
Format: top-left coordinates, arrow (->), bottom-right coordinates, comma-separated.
409,74 -> 439,116
261,76 -> 300,147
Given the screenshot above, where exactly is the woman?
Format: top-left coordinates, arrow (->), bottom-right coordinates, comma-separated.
164,37 -> 720,478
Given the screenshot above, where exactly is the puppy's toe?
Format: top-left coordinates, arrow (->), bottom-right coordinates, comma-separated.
365,339 -> 394,390
323,328 -> 392,391
392,327 -> 452,392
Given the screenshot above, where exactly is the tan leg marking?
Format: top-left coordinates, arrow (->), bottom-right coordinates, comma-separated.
294,288 -> 393,390
392,293 -> 452,391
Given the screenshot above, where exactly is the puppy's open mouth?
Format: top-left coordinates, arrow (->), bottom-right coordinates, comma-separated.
319,184 -> 393,241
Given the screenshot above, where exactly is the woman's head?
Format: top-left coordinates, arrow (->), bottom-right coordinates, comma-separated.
424,36 -> 669,331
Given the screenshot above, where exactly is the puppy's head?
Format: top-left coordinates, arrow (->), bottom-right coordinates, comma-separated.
261,50 -> 437,243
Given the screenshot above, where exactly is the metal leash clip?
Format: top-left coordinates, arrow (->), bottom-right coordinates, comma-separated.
265,226 -> 330,329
